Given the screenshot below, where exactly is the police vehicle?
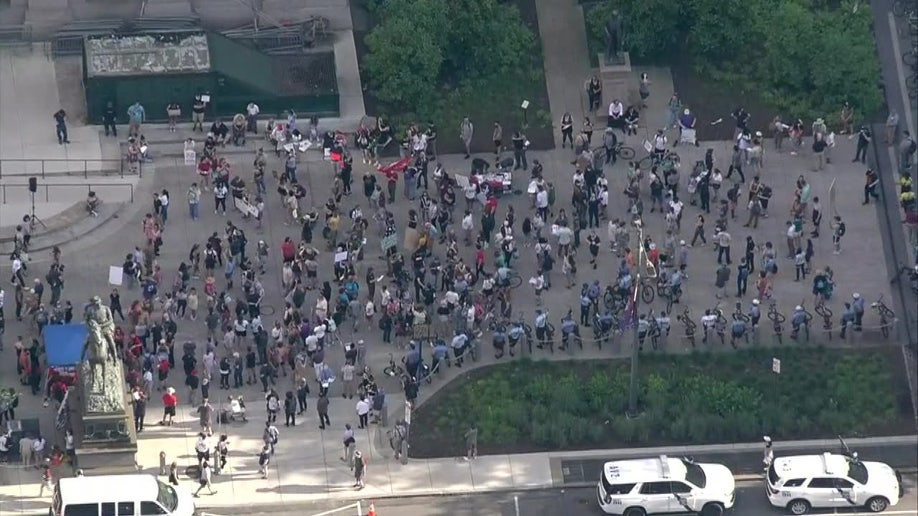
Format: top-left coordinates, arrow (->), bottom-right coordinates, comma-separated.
597,455 -> 736,515
766,450 -> 903,514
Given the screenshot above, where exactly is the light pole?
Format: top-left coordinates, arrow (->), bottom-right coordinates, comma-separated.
627,219 -> 653,416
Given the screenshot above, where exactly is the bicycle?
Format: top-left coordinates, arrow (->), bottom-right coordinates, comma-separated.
382,353 -> 406,380
676,307 -> 697,347
603,285 -> 629,312
638,148 -> 681,172
647,309 -> 662,351
768,301 -> 786,344
559,310 -> 583,352
535,321 -> 556,353
871,295 -> 896,338
592,141 -> 636,167
592,310 -> 617,348
512,312 -> 534,354
815,300 -> 833,341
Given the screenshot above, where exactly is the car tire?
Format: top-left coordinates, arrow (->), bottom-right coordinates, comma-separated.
787,499 -> 811,515
865,496 -> 890,513
623,507 -> 646,516
701,502 -> 725,516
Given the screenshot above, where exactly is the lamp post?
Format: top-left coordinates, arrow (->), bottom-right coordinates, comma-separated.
627,220 -> 650,416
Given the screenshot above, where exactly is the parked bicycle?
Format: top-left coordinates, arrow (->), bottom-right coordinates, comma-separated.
592,310 -> 618,348
815,299 -> 833,340
768,301 -> 786,344
676,307 -> 697,347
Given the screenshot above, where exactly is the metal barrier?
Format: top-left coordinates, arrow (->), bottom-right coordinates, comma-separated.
0,158 -> 130,178
1,182 -> 134,204
0,25 -> 32,46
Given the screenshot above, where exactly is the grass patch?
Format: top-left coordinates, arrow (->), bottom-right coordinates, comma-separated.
409,346 -> 914,458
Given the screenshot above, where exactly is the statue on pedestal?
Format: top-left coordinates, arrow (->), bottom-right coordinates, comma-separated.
604,10 -> 624,64
81,296 -> 125,414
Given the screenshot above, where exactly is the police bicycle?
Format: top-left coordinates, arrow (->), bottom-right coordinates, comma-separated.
768,301 -> 786,344
559,309 -> 583,351
592,309 -> 618,348
790,302 -> 813,342
871,295 -> 896,338
676,307 -> 697,347
511,312 -> 534,354
814,299 -> 833,340
647,309 -> 662,351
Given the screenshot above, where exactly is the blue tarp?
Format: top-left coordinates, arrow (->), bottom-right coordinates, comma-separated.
42,324 -> 87,367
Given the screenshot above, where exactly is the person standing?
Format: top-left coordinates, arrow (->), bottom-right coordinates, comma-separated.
213,182 -> 228,216
283,391 -> 297,427
197,398 -> 214,436
53,109 -> 70,145
356,396 -> 370,429
460,116 -> 474,159
560,112 -> 574,148
193,460 -> 217,497
127,101 -> 146,137
102,101 -> 117,137
341,362 -> 356,399
132,388 -> 147,432
317,392 -> 331,429
863,168 -> 879,205
901,130 -> 917,170
296,377 -> 310,414
161,386 -> 178,426
245,102 -> 260,133
715,228 -> 732,264
512,130 -> 528,170
187,183 -> 202,220
885,111 -> 899,145
854,125 -> 871,164
810,197 -> 822,237
341,424 -> 356,468
831,216 -> 845,254
192,96 -> 207,132
492,122 -> 503,157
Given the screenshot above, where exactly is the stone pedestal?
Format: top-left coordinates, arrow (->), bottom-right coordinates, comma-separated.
69,369 -> 137,474
598,52 -> 639,108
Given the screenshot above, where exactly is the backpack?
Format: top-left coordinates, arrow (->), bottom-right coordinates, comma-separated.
837,222 -> 846,237
908,138 -> 917,155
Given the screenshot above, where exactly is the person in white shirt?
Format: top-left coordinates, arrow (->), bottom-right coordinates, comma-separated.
213,183 -> 228,215
535,187 -> 549,220
700,310 -> 718,344
158,190 -> 170,226
461,211 -> 475,244
607,99 -> 624,129
356,397 -> 371,428
246,102 -> 260,134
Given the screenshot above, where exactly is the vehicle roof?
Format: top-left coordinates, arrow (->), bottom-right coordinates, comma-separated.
58,474 -> 159,502
603,455 -> 688,484
772,453 -> 851,479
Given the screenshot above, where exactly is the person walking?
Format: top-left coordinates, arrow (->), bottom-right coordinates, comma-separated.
317,392 -> 331,429
831,216 -> 845,254
341,424 -> 356,468
53,109 -> 70,145
341,362 -> 356,399
193,460 -> 217,497
863,168 -> 879,204
262,420 -> 279,454
102,101 -> 117,137
901,130 -> 917,170
296,377 -> 309,414
257,445 -> 271,478
853,125 -> 872,164
127,101 -> 146,137
464,424 -> 478,460
353,450 -> 367,489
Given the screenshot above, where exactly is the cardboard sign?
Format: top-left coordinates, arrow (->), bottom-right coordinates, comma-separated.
772,358 -> 781,374
380,234 -> 398,251
334,251 -> 348,263
183,149 -> 196,166
108,266 -> 123,286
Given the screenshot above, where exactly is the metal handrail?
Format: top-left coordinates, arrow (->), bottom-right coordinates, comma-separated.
0,158 -> 130,179
1,182 -> 134,204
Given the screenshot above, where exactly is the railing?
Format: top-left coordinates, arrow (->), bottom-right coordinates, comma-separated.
0,25 -> 33,47
1,182 -> 134,204
0,158 -> 133,179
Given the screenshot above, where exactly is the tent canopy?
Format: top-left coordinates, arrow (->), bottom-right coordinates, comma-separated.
42,324 -> 88,367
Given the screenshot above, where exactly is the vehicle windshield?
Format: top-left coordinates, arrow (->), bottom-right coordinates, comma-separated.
683,460 -> 707,488
156,479 -> 179,512
847,461 -> 869,485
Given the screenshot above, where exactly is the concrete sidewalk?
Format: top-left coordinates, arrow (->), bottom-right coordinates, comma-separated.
0,434 -> 915,514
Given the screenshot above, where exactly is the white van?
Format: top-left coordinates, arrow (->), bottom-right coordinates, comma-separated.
50,474 -> 196,516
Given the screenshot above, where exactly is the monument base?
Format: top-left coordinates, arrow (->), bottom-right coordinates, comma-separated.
69,386 -> 138,474
598,52 -> 639,108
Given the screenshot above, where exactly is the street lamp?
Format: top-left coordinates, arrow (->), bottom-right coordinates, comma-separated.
627,219 -> 655,416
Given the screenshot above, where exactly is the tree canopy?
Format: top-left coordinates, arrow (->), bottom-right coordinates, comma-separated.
363,0 -> 541,127
587,0 -> 882,120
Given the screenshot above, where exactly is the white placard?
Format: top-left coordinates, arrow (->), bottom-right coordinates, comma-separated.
183,149 -> 196,166
455,174 -> 470,189
200,95 -> 211,103
772,358 -> 781,374
334,251 -> 348,263
108,266 -> 123,286
521,100 -> 530,109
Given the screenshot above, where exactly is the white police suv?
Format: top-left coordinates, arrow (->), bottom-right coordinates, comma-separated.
766,452 -> 903,514
596,455 -> 736,515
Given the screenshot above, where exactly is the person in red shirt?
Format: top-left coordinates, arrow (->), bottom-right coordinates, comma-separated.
161,387 -> 178,426
281,237 -> 296,264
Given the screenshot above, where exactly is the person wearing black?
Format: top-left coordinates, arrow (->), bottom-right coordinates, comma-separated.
732,107 -> 750,139
560,113 -> 574,148
341,156 -> 353,195
863,168 -> 879,204
623,106 -> 639,136
210,120 -> 229,145
53,109 -> 69,145
284,391 -> 297,427
587,75 -> 602,111
133,391 -> 147,432
854,125 -> 872,164
296,378 -> 310,414
512,130 -> 528,170
102,101 -> 117,137
698,172 -> 711,214
109,288 -> 124,320
425,123 -> 438,159
192,96 -> 207,132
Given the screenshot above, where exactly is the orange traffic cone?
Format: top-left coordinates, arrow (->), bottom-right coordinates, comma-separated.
367,503 -> 377,516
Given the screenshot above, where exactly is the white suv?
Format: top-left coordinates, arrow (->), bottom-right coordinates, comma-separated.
766,452 -> 903,514
596,455 -> 736,516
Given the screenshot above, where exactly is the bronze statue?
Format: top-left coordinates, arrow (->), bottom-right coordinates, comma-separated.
81,296 -> 125,413
604,11 -> 623,63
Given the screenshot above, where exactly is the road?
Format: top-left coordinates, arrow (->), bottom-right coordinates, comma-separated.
201,475 -> 918,516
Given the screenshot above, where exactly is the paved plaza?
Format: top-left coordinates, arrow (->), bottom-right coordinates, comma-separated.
0,0 -> 915,513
